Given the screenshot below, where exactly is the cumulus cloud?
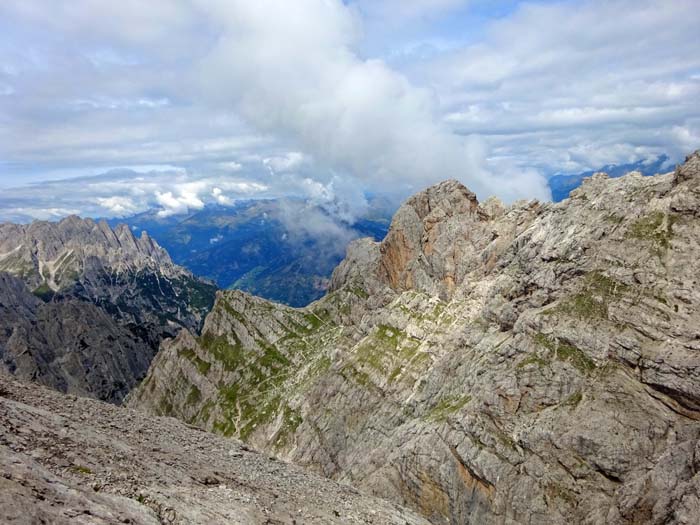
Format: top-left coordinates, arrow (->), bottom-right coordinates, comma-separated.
416,0 -> 700,173
95,196 -> 139,215
0,0 -> 698,223
211,187 -> 232,206
273,199 -> 362,261
0,168 -> 271,222
195,0 -> 548,201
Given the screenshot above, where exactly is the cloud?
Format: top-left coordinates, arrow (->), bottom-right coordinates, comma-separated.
1,0 -> 698,223
351,0 -> 468,22
415,0 -> 700,173
273,198 -> 362,260
95,196 -> 138,214
0,168 -> 271,222
263,152 -> 309,174
219,161 -> 242,172
195,0 -> 549,202
211,187 -> 232,206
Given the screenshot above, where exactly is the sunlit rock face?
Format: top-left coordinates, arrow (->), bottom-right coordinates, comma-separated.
0,216 -> 216,403
131,153 -> 700,524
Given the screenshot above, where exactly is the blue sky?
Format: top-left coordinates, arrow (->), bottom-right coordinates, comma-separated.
0,0 -> 698,222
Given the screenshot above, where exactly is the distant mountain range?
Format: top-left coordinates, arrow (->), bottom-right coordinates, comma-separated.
109,198 -> 392,307
0,216 -> 215,402
548,154 -> 671,201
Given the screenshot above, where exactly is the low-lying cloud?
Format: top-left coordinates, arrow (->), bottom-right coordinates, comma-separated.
0,168 -> 271,223
0,0 -> 698,223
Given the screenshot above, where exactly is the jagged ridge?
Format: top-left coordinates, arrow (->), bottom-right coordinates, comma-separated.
0,216 -> 217,402
130,152 -> 700,524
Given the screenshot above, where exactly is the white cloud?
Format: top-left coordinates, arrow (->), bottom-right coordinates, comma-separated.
351,0 -> 468,21
95,196 -> 138,215
416,0 -> 700,172
219,161 -> 242,172
263,152 -> 309,173
211,187 -> 232,205
195,0 -> 549,201
1,0 -> 698,223
0,168 -> 272,222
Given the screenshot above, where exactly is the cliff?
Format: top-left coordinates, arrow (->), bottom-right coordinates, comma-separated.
129,152 -> 700,524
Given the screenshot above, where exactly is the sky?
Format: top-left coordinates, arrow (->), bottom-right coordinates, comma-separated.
0,0 -> 698,223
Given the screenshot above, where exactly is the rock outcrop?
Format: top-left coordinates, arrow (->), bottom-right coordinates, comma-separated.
0,216 -> 216,402
0,372 -> 429,524
130,152 -> 700,524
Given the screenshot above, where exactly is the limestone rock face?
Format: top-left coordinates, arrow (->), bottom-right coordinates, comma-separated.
0,216 -> 216,402
131,153 -> 700,524
0,216 -> 176,288
378,180 -> 484,298
0,373 -> 429,525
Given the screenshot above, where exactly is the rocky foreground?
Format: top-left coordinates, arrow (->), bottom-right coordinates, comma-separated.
0,372 -> 429,524
130,152 -> 700,524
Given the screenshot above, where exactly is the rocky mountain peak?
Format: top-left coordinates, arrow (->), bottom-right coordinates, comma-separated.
400,178 -> 479,221
130,151 -> 700,525
0,215 -> 181,291
331,177 -> 525,300
0,214 -> 217,403
673,150 -> 700,185
378,179 -> 485,297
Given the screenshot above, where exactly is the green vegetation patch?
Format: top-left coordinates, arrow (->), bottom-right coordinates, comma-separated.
516,353 -> 550,370
625,211 -> 676,256
348,286 -> 369,299
426,394 -> 472,422
157,395 -> 174,417
274,405 -> 303,449
178,347 -> 211,375
70,465 -> 93,475
186,385 -> 202,405
32,282 -> 55,302
533,333 -> 595,373
354,325 -> 404,371
214,385 -> 282,440
562,391 -> 583,408
556,271 -> 630,320
203,297 -> 339,442
181,277 -> 217,311
198,332 -> 245,372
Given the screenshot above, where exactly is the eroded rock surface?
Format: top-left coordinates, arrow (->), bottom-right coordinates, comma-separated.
0,373 -> 429,525
130,152 -> 700,524
0,216 -> 216,402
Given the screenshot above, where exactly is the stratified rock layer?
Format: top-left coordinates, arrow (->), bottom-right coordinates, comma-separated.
0,373 -> 429,525
0,216 -> 216,402
131,152 -> 700,524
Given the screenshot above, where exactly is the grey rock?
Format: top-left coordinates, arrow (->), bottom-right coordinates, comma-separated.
131,152 -> 700,524
0,372 -> 430,525
0,216 -> 216,402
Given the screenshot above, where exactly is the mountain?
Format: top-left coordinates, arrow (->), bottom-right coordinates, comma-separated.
0,216 -> 216,402
130,152 -> 700,524
548,154 -> 671,201
0,372 -> 429,525
110,199 -> 391,307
